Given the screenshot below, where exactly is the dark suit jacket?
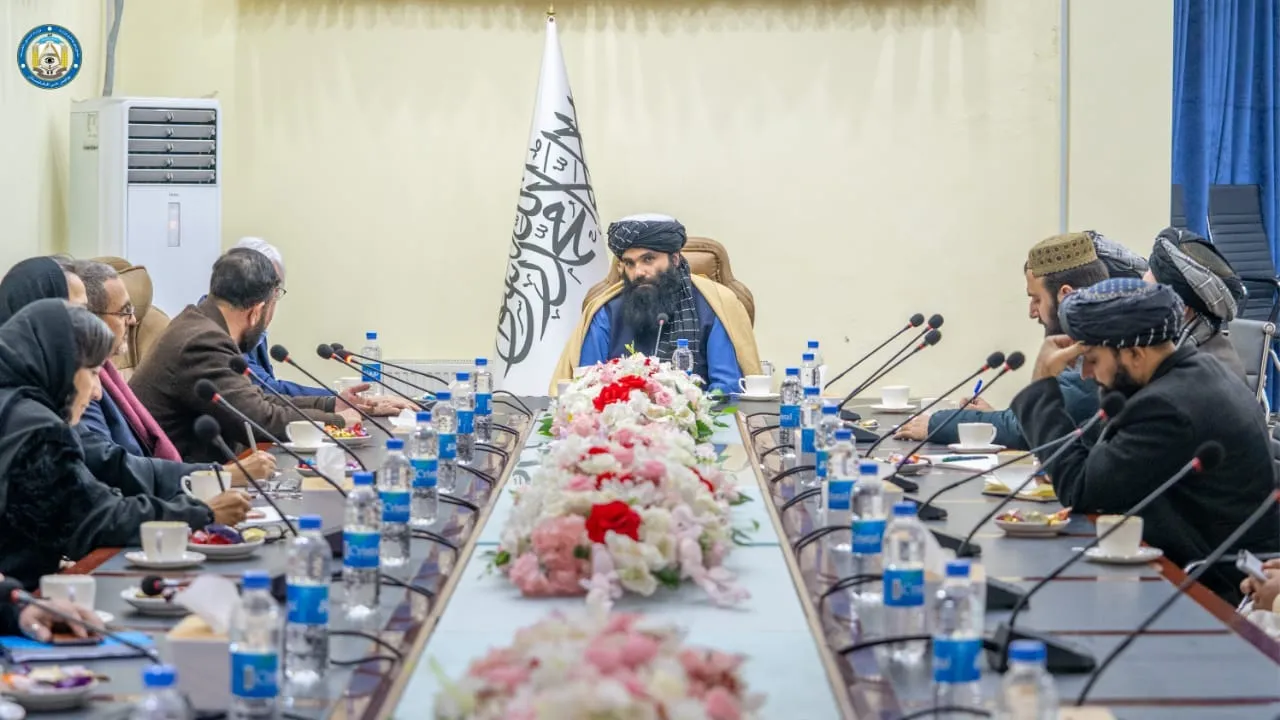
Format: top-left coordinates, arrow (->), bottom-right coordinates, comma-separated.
129,299 -> 342,461
1011,345 -> 1279,601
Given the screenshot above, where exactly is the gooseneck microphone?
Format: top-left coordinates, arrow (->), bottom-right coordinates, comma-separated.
318,344 -> 431,409
653,313 -> 668,356
194,379 -> 348,498
1075,490 -> 1279,704
269,345 -> 393,435
0,579 -> 161,661
195,414 -> 299,537
955,393 -> 1127,558
838,329 -> 942,419
862,350 -> 1007,458
988,441 -> 1226,674
329,343 -> 449,388
824,313 -> 927,390
844,314 -> 943,398
230,356 -> 368,471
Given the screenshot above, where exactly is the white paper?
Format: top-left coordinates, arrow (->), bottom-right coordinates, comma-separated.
919,454 -> 998,473
175,574 -> 240,635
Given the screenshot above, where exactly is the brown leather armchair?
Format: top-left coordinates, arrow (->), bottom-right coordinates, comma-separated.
581,236 -> 755,324
91,256 -> 171,376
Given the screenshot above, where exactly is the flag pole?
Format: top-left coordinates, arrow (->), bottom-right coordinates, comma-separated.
548,3 -> 555,17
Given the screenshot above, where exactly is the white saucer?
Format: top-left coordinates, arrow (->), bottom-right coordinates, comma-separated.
948,443 -> 1005,453
1083,546 -> 1163,565
120,588 -> 190,616
189,537 -> 265,560
329,434 -> 373,447
124,550 -> 206,570
2,679 -> 97,712
871,404 -> 916,413
281,441 -> 335,454
995,519 -> 1065,538
737,392 -> 780,401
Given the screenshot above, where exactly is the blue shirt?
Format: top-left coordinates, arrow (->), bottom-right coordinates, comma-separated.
925,368 -> 1099,450
580,305 -> 743,395
245,334 -> 330,397
80,392 -> 147,457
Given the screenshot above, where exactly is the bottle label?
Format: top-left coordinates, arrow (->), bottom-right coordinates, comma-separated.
780,404 -> 800,429
343,531 -> 380,569
851,518 -> 886,554
380,491 -> 410,523
827,479 -> 853,512
457,410 -> 475,434
815,450 -> 828,479
476,393 -> 492,416
286,583 -> 330,626
411,458 -> 438,488
231,652 -> 278,699
801,427 -> 815,454
933,637 -> 982,684
883,567 -> 925,607
439,433 -> 457,460
361,361 -> 382,383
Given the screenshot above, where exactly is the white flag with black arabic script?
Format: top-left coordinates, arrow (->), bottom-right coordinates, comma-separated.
491,14 -> 608,394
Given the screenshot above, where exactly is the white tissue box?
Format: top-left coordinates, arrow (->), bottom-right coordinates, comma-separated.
166,615 -> 230,711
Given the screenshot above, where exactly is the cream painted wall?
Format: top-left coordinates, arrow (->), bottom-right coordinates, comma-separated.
2,0 -> 1175,404
0,0 -> 102,272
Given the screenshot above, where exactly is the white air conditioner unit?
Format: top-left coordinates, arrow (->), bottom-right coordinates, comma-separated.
69,97 -> 222,317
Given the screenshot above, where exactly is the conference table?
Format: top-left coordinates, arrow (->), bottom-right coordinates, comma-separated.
18,396 -> 1280,719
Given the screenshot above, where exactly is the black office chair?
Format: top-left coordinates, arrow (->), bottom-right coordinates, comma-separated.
1171,183 -> 1189,229
1207,184 -> 1279,321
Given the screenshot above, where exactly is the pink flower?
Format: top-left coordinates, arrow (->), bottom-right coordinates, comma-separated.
612,446 -> 635,467
704,687 -> 743,720
604,612 -> 640,635
614,427 -> 636,448
565,474 -> 594,492
584,636 -> 623,674
637,459 -> 666,482
619,632 -> 660,668
509,552 -> 551,595
571,416 -> 597,437
654,390 -> 675,407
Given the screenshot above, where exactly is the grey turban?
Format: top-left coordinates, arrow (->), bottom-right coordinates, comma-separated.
1088,231 -> 1149,280
1147,227 -> 1241,327
1059,278 -> 1185,348
607,214 -> 687,258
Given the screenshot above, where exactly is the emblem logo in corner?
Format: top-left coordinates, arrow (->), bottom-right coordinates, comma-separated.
17,25 -> 82,89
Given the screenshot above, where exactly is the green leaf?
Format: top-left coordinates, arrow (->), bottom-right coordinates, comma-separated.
573,545 -> 590,560
492,549 -> 510,567
729,493 -> 753,506
537,415 -> 553,437
653,566 -> 682,589
695,419 -> 714,441
717,405 -> 738,416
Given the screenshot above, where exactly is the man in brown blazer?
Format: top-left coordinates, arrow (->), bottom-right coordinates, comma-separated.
130,249 -> 360,462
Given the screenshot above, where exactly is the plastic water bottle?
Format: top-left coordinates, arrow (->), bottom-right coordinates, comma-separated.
342,472 -> 381,622
810,401 -> 842,489
378,439 -> 411,567
452,373 -> 476,465
778,368 -> 802,450
408,411 -> 438,528
801,351 -> 818,388
229,570 -> 281,720
284,515 -> 329,701
796,386 -> 822,456
672,338 -> 694,375
130,665 -> 192,719
361,331 -> 383,397
805,342 -> 823,386
850,460 -> 886,638
433,390 -> 458,494
882,502 -> 928,665
474,358 -> 493,443
995,641 -> 1059,720
933,560 -> 983,714
823,428 -> 856,577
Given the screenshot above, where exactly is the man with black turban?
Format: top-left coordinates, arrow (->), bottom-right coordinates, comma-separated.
1011,278 -> 1278,601
553,214 -> 760,393
1143,227 -> 1247,382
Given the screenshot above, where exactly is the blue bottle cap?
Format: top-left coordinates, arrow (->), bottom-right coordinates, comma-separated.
945,560 -> 971,578
456,372 -> 470,381
386,438 -> 404,450
435,390 -> 452,401
821,403 -> 839,414
803,386 -> 819,396
859,460 -> 879,474
416,411 -> 432,423
677,338 -> 689,348
365,331 -> 377,340
475,357 -> 488,366
242,570 -> 270,590
298,515 -> 322,531
1009,640 -> 1047,663
834,428 -> 852,441
892,502 -> 917,517
141,664 -> 177,688
353,471 -> 374,486
803,353 -> 815,362
785,367 -> 799,376
808,340 -> 820,348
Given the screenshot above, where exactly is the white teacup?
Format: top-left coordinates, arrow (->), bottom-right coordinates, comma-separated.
738,375 -> 772,395
1096,515 -> 1144,557
182,469 -> 224,501
286,420 -> 324,447
140,521 -> 190,562
880,385 -> 910,408
957,423 -> 997,447
40,575 -> 96,609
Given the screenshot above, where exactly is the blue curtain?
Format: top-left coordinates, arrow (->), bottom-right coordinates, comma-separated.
1173,0 -> 1278,244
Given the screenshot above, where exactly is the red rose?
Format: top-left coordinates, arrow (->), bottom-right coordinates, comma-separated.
594,471 -> 635,490
693,469 -> 715,495
593,375 -> 649,411
586,500 -> 642,543
586,447 -> 610,456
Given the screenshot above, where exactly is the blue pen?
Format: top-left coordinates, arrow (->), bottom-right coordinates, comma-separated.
971,379 -> 984,397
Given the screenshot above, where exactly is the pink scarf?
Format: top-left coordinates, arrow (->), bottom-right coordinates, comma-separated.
99,360 -> 183,462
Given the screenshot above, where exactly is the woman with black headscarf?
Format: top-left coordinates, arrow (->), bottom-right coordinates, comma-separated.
0,300 -> 227,589
0,256 -> 86,322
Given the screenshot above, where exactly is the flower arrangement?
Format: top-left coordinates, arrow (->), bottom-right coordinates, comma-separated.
432,609 -> 766,720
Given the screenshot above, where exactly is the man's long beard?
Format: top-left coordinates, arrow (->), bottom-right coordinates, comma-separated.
620,265 -> 683,347
239,314 -> 269,353
1042,297 -> 1063,336
1103,361 -> 1144,397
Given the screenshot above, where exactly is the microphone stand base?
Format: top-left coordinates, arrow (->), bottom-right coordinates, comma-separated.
913,502 -> 948,521
984,577 -> 1027,611
886,473 -> 919,493
986,622 -> 1096,675
838,409 -> 862,422
932,530 -> 981,556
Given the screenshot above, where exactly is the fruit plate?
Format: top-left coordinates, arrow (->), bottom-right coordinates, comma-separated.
188,537 -> 264,560
995,508 -> 1070,537
120,589 -> 190,617
1,668 -> 98,712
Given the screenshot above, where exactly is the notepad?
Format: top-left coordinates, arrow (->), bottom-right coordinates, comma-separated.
918,454 -> 998,472
0,632 -> 155,664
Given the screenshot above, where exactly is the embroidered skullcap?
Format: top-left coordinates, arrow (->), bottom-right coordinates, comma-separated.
1088,231 -> 1149,279
606,214 -> 687,258
1058,278 -> 1185,348
1027,233 -> 1099,277
1147,227 -> 1242,325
